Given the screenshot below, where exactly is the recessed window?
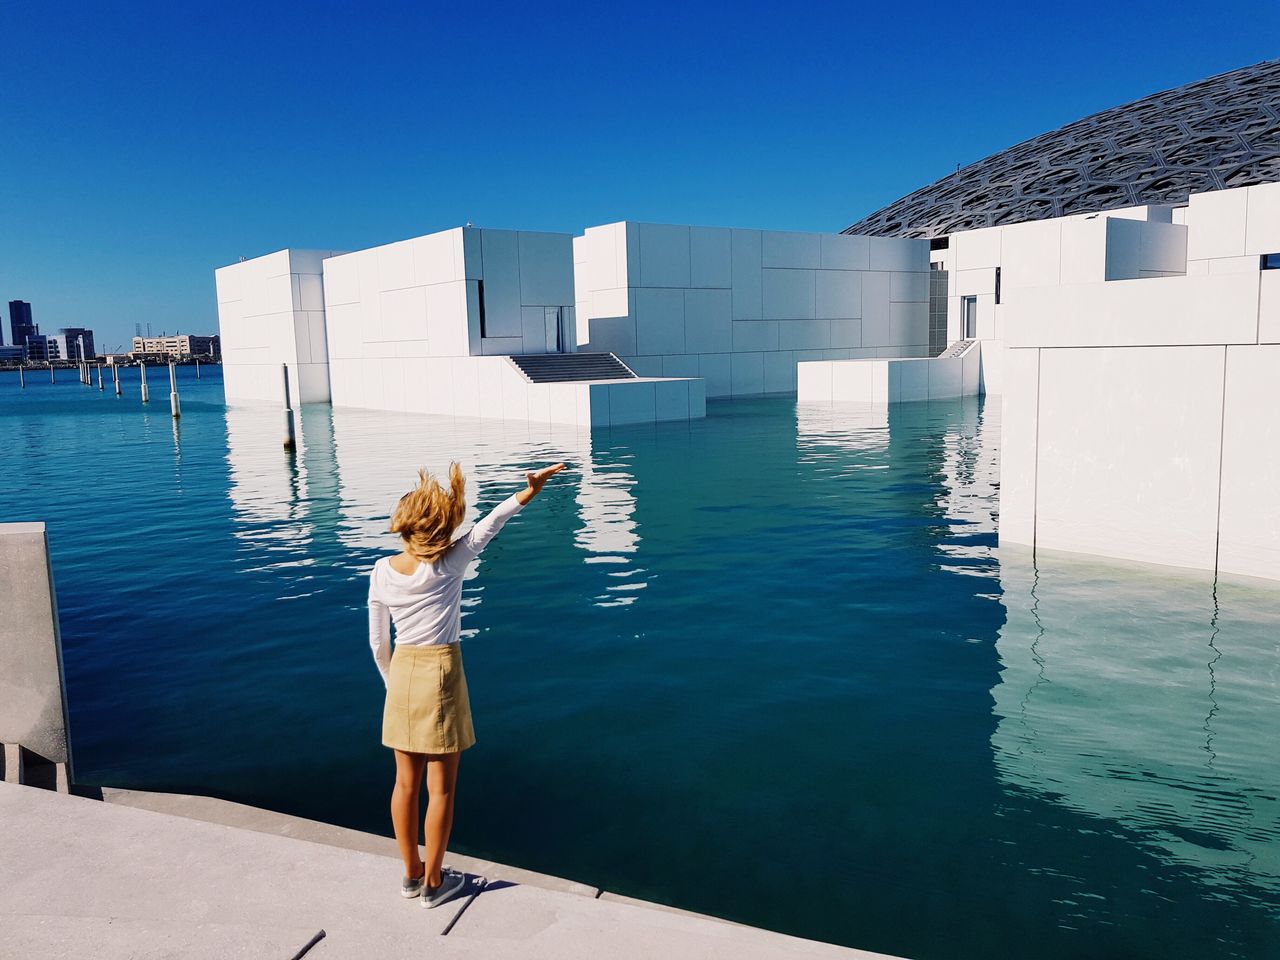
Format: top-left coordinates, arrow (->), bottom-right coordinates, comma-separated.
477,280 -> 487,337
995,266 -> 1002,304
1262,253 -> 1280,270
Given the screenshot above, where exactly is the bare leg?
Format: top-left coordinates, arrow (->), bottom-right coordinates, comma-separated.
423,751 -> 461,888
392,750 -> 427,880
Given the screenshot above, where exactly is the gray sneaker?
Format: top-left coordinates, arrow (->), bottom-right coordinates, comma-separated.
401,873 -> 425,899
421,868 -> 466,908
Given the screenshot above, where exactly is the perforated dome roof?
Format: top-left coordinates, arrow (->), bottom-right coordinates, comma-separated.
845,59 -> 1280,239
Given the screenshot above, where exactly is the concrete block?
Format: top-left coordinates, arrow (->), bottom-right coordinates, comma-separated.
518,231 -> 574,306
661,354 -> 701,379
451,357 -> 481,417
816,270 -> 862,319
893,359 -> 930,401
778,319 -> 830,350
480,230 -> 522,338
688,378 -> 706,417
830,320 -> 862,348
1187,185 -> 1249,260
953,225 -> 1002,271
587,383 -> 611,426
869,237 -> 924,272
698,353 -> 732,396
762,269 -> 815,320
0,523 -> 71,769
730,229 -> 763,320
1000,219 -> 1062,290
377,239 -> 416,291
477,360 -> 506,419
1245,182 -> 1280,256
590,286 -> 630,320
890,271 -> 929,303
548,384 -> 580,425
731,320 -> 778,352
654,379 -> 691,421
795,360 -> 833,402
584,315 -> 637,357
730,351 -> 765,396
1261,270 -> 1280,344
683,288 -> 732,353
1034,345 -> 1226,569
1217,344 -> 1280,579
929,356 -> 963,397
607,381 -> 657,425
638,223 -> 691,287
762,349 -> 796,393
412,229 -> 463,286
1206,255 -> 1261,275
481,337 -> 523,356
832,360 -> 879,402
889,302 -> 927,347
521,306 -> 549,354
762,231 -> 821,269
626,355 -> 663,377
820,234 -> 870,271
635,287 -> 686,355
689,226 -> 732,288
425,282 -> 471,356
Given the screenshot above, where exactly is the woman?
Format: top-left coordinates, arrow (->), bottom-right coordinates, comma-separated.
368,461 -> 565,907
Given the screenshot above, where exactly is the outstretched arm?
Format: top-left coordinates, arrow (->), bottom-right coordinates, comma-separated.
368,589 -> 392,687
451,463 -> 566,563
516,463 -> 566,506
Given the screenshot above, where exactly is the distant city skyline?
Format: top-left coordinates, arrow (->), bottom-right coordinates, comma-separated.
2,0 -> 1277,349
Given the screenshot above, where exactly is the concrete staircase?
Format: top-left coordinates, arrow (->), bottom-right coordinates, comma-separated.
508,352 -> 636,383
939,338 -> 978,359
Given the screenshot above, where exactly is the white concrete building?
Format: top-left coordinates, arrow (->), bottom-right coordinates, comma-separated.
215,249 -> 341,404
217,228 -> 707,427
994,181 -> 1280,580
574,222 -> 930,397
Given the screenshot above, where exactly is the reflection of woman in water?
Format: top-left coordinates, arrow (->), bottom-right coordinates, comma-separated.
367,461 -> 565,907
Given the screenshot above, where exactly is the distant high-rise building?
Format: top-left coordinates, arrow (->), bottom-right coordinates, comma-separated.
53,327 -> 96,361
9,301 -> 35,348
23,334 -> 60,362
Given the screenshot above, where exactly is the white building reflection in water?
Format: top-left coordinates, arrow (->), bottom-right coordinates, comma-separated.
992,547 -> 1280,900
224,405 -> 646,618
223,404 -> 323,581
795,397 -> 1000,578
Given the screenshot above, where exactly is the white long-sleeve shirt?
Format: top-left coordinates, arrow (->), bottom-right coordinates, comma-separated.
367,494 -> 525,685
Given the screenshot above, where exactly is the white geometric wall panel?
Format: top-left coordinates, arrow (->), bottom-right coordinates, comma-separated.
323,227 -> 577,413
575,222 -> 930,398
797,339 -> 980,404
216,249 -> 343,405
996,182 -> 1280,580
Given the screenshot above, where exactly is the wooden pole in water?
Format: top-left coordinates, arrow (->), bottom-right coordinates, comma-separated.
97,363 -> 104,390
49,362 -> 55,383
168,361 -> 181,419
140,361 -> 150,403
195,358 -> 201,379
113,364 -> 121,396
281,363 -> 296,450
19,365 -> 24,388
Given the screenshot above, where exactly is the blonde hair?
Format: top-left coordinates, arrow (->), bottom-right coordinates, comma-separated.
390,463 -> 467,563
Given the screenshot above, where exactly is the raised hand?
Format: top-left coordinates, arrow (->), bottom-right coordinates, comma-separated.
517,463 -> 566,504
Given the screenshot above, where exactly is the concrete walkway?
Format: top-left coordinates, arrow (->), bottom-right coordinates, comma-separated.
0,783 -> 901,960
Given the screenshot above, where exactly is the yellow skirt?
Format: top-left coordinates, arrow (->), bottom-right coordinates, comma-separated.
382,643 -> 476,754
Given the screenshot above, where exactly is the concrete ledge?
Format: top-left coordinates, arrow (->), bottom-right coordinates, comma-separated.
101,787 -> 599,898
3,782 -> 904,959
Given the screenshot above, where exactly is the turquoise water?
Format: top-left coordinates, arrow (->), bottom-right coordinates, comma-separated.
2,367 -> 1277,960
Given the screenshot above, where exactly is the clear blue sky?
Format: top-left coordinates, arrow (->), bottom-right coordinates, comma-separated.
1,1 -> 1276,351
